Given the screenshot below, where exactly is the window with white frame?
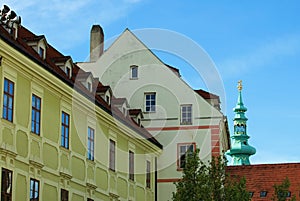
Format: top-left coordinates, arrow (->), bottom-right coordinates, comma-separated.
38,47 -> 44,59
129,151 -> 134,181
61,112 -> 70,149
65,67 -> 71,77
31,94 -> 41,135
1,168 -> 12,201
61,189 -> 68,201
130,65 -> 138,79
2,78 -> 14,122
145,93 -> 156,112
109,139 -> 116,171
30,178 -> 39,201
146,160 -> 151,188
87,127 -> 95,161
180,105 -> 192,125
177,143 -> 195,169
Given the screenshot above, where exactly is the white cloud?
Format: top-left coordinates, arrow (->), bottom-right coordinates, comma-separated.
2,0 -> 144,55
218,34 -> 300,78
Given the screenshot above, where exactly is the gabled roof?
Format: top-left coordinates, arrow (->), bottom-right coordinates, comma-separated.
0,23 -> 162,150
51,56 -> 72,63
112,97 -> 128,106
22,34 -> 47,45
76,70 -> 93,80
96,84 -> 111,93
129,109 -> 143,118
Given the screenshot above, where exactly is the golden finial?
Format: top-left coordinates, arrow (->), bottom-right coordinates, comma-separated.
237,80 -> 243,91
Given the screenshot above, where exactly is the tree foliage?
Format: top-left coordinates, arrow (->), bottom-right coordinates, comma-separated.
271,177 -> 296,201
172,149 -> 250,201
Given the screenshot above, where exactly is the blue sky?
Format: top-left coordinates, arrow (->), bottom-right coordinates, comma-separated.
4,1 -> 300,164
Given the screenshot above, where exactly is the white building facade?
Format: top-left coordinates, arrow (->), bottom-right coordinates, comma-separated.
78,27 -> 230,201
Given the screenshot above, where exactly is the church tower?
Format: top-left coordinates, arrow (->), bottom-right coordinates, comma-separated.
227,80 -> 256,165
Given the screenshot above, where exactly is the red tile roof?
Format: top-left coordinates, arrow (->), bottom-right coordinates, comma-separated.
0,24 -> 162,149
112,97 -> 127,105
129,109 -> 143,117
165,63 -> 181,77
51,56 -> 72,63
226,163 -> 300,200
195,89 -> 220,100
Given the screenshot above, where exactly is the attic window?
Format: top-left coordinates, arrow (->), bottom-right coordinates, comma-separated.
130,65 -> 138,79
39,47 -> 44,59
66,67 -> 71,77
106,95 -> 110,105
260,191 -> 267,197
87,82 -> 92,91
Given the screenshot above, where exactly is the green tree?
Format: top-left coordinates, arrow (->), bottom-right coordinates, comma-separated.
271,177 -> 296,201
172,149 -> 250,201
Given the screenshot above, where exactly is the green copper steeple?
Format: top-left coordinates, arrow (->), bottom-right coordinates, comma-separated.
226,81 -> 256,165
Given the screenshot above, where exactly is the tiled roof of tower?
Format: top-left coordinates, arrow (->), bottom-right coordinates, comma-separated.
226,163 -> 300,200
0,24 -> 162,149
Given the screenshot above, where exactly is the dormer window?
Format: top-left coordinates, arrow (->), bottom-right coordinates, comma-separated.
96,85 -> 113,105
66,67 -> 71,77
87,82 -> 92,91
129,109 -> 143,126
38,47 -> 44,59
51,56 -> 73,79
24,35 -> 48,60
106,95 -> 110,105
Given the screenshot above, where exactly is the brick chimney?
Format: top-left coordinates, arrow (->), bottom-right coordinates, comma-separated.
90,25 -> 104,62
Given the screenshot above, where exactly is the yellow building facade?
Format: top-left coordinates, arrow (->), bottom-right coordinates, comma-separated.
0,7 -> 162,201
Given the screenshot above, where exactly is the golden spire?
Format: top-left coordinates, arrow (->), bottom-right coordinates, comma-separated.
237,80 -> 243,91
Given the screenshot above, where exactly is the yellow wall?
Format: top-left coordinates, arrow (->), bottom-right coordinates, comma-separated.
0,37 -> 161,201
